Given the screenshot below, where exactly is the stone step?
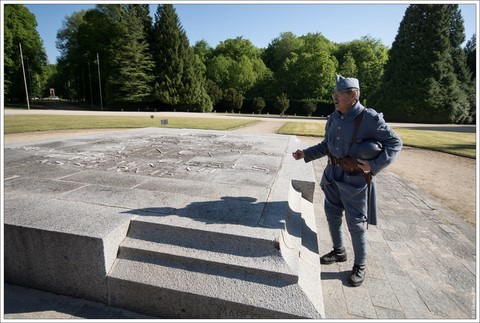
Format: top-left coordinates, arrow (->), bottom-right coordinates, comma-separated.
108,256 -> 321,319
105,215 -> 323,318
118,234 -> 298,285
127,216 -> 279,255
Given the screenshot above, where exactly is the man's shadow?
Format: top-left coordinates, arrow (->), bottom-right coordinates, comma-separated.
320,270 -> 354,287
119,196 -> 312,287
121,196 -> 269,226
121,195 -> 319,254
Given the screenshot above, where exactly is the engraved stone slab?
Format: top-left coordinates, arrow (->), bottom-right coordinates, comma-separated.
4,127 -> 322,318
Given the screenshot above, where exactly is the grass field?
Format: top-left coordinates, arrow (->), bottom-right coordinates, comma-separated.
4,114 -> 257,134
4,114 -> 476,158
277,121 -> 476,159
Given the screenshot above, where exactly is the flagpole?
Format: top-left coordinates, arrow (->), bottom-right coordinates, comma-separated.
19,43 -> 30,110
97,52 -> 103,111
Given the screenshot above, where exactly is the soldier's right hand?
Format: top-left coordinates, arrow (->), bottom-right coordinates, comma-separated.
292,149 -> 305,160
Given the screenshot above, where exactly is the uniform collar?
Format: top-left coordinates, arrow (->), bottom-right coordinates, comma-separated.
334,101 -> 364,121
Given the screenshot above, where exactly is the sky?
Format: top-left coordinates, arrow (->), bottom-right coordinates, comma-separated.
9,1 -> 478,64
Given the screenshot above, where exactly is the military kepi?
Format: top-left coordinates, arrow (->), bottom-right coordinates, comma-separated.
335,75 -> 360,90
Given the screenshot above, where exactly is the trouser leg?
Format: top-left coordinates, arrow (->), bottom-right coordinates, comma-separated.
342,187 -> 368,266
322,182 -> 345,250
346,218 -> 367,265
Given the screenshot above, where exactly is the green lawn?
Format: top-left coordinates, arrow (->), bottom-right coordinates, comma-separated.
4,115 -> 475,159
277,121 -> 476,159
4,115 -> 257,134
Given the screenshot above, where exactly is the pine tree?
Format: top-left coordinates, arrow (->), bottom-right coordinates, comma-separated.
446,4 -> 475,123
152,4 -> 183,105
464,34 -> 476,80
463,34 -> 476,123
107,9 -> 154,105
151,4 -> 211,111
372,4 -> 470,123
180,50 -> 213,112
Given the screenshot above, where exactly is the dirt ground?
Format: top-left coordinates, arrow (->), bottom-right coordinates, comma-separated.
4,126 -> 477,227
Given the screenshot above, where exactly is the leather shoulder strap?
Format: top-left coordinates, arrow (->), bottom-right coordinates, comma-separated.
351,108 -> 365,146
325,113 -> 333,139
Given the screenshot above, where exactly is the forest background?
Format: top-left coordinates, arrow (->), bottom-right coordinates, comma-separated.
3,3 -> 477,123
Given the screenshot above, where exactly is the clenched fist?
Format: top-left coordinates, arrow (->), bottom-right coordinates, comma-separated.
292,149 -> 305,160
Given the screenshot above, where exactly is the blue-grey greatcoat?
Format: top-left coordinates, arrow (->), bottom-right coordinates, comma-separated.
303,101 -> 403,226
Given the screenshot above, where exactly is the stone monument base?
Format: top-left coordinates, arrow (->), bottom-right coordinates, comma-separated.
4,128 -> 324,318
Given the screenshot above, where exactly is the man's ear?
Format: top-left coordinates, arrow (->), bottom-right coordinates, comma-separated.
350,91 -> 357,101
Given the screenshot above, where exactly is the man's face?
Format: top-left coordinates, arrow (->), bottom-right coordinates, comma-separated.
332,89 -> 356,114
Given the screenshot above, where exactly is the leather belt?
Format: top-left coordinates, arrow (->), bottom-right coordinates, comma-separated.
328,154 -> 363,174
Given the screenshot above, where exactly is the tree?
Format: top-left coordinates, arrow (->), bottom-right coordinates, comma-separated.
152,4 -> 211,111
463,33 -> 476,123
193,39 -> 213,64
338,51 -> 357,78
302,99 -> 317,117
371,4 -> 471,123
206,79 -> 223,108
206,37 -> 270,96
335,36 -> 389,104
222,88 -> 243,113
55,8 -> 122,103
4,4 -> 47,101
106,8 -> 154,105
251,97 -> 266,114
271,32 -> 338,101
277,51 -> 337,100
300,32 -> 337,54
262,32 -> 303,73
275,93 -> 290,116
179,50 -> 213,112
446,4 -> 475,123
151,4 -> 184,105
464,34 -> 476,81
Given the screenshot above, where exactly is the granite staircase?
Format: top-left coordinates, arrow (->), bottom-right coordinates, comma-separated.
106,181 -> 324,319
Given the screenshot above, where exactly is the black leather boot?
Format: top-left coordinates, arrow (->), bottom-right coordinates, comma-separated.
320,247 -> 347,264
349,264 -> 366,287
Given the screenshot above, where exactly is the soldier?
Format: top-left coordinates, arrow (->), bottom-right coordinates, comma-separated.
292,75 -> 403,287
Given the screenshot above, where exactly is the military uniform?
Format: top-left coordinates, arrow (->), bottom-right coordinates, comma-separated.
301,75 -> 402,285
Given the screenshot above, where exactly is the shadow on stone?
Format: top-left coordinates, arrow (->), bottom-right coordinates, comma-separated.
320,270 -> 352,287
122,196 -> 264,226
121,195 -> 319,255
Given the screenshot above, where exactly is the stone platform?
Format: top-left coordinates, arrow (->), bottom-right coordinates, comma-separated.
4,128 -> 323,319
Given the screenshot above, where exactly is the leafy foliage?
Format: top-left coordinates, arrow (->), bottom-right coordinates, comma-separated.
4,4 -> 47,99
335,36 -> 389,104
302,99 -> 317,117
274,93 -> 290,116
222,88 -> 244,112
207,37 -> 270,96
4,3 -> 475,123
251,97 -> 266,114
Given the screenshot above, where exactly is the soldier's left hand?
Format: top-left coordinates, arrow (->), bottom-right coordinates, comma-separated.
357,159 -> 372,173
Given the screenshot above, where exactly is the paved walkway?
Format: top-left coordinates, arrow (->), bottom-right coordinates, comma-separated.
311,158 -> 476,319
2,119 -> 477,320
